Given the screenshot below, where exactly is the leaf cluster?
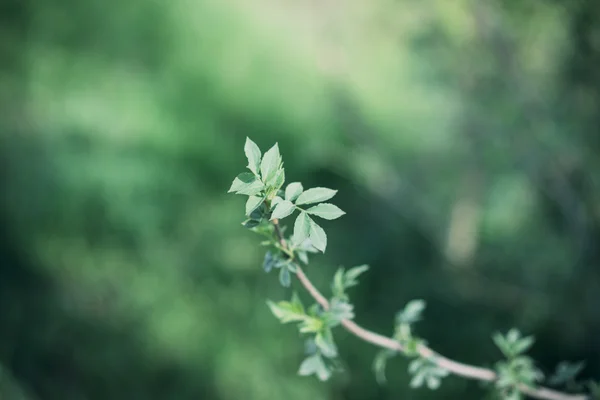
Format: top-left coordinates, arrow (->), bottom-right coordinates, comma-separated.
331,265 -> 369,301
267,294 -> 341,381
229,138 -> 597,400
373,299 -> 431,387
493,329 -> 543,400
229,138 -> 345,255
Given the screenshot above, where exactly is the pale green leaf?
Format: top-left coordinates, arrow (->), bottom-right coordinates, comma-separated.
315,330 -> 337,358
410,372 -> 425,388
242,219 -> 260,229
271,196 -> 284,207
332,268 -> 345,299
293,212 -> 311,245
270,200 -> 296,221
493,332 -> 510,357
270,167 -> 285,189
396,299 -> 426,325
308,217 -> 327,253
297,251 -> 309,264
228,172 -> 264,195
260,143 -> 281,184
295,187 -> 337,205
244,137 -> 261,175
299,317 -> 323,333
298,355 -> 319,376
514,336 -> 535,355
507,329 -> 521,344
373,349 -> 396,385
263,251 -> 275,273
306,203 -> 345,220
325,298 -> 354,326
297,238 -> 319,253
245,196 -> 264,216
344,265 -> 369,287
285,182 -> 304,202
298,354 -> 331,381
409,358 -> 425,374
279,266 -> 291,287
291,292 -> 305,314
427,376 -> 441,390
228,172 -> 254,192
548,361 -> 585,386
266,299 -> 305,323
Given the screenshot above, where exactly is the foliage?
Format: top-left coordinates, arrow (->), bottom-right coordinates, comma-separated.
230,139 -> 597,400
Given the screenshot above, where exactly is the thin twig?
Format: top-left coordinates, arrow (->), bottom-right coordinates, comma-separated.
271,220 -> 589,400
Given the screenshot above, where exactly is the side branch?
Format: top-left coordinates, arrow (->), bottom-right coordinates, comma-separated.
272,220 -> 588,400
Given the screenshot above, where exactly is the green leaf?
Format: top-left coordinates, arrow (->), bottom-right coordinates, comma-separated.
271,167 -> 285,190
315,329 -> 337,358
270,200 -> 296,220
373,349 -> 396,385
271,196 -> 284,207
409,358 -> 425,374
513,335 -> 535,355
228,172 -> 253,192
245,196 -> 265,216
507,329 -> 520,344
297,238 -> 319,253
263,251 -> 275,273
298,354 -> 320,376
410,372 -> 425,388
344,265 -> 369,287
298,354 -> 331,381
332,265 -> 369,300
308,304 -> 321,317
306,203 -> 345,220
297,251 -> 309,264
408,359 -> 448,390
279,266 -> 291,287
286,262 -> 297,273
290,292 -> 305,314
293,212 -> 311,245
249,202 -> 267,220
299,317 -> 323,333
493,329 -> 533,359
228,173 -> 265,195
308,217 -> 327,253
332,268 -> 346,299
396,299 -> 426,325
267,299 -> 305,323
493,333 -> 511,358
244,137 -> 262,175
304,337 -> 318,356
325,298 -> 354,326
548,361 -> 585,386
260,143 -> 281,184
285,182 -> 304,202
242,219 -> 260,229
295,187 -> 337,205
427,376 -> 441,390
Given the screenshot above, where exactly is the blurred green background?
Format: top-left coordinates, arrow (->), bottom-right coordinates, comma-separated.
1,0 -> 599,398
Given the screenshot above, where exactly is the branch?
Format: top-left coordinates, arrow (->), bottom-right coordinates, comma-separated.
271,220 -> 589,400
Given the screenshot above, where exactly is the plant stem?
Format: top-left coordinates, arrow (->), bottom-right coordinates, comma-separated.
270,219 -> 589,400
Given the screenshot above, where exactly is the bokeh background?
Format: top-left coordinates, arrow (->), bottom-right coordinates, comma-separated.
1,0 -> 600,398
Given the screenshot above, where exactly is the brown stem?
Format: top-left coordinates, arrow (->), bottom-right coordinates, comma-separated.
270,220 -> 589,400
